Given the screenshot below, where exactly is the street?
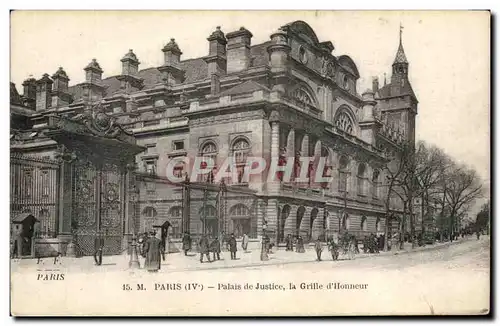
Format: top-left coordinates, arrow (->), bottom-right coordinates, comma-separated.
11,237 -> 490,316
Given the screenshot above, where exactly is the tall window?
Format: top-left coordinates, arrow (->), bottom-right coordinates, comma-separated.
200,205 -> 218,237
169,206 -> 182,238
23,169 -> 33,198
372,170 -> 380,198
144,160 -> 157,175
142,206 -> 157,232
357,163 -> 367,196
232,138 -> 251,184
376,217 -> 382,233
338,156 -> 349,193
361,216 -> 367,232
200,141 -> 218,183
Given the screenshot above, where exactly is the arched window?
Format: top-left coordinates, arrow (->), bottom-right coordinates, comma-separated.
200,141 -> 218,183
361,216 -> 368,232
230,203 -> 250,217
232,138 -> 251,184
334,111 -> 354,134
142,206 -> 157,218
357,163 -> 367,196
376,217 -> 382,233
372,170 -> 380,198
338,156 -> 349,193
342,213 -> 350,231
291,87 -> 314,106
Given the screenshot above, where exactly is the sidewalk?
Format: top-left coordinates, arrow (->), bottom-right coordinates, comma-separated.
12,236 -> 484,274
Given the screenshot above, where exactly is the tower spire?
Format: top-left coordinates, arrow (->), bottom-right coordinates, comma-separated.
393,23 -> 408,65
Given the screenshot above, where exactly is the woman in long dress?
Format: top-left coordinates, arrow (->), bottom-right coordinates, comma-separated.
144,231 -> 162,272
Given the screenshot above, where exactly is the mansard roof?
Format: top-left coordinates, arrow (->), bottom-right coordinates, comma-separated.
67,42 -> 271,101
219,80 -> 270,97
10,82 -> 23,105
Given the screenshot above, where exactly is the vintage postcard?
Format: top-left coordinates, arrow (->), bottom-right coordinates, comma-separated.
9,10 -> 490,316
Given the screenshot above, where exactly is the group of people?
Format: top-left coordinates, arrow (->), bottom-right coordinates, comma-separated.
284,234 -> 306,253
362,233 -> 385,254
182,231 -> 250,263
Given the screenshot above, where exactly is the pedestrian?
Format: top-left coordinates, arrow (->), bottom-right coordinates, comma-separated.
296,235 -> 305,253
260,237 -> 269,261
285,234 -> 293,251
476,230 -> 481,240
11,227 -> 24,259
144,231 -> 162,272
228,233 -> 237,260
182,231 -> 192,256
93,235 -> 104,266
210,236 -> 221,261
241,233 -> 249,252
199,235 -> 211,263
314,237 -> 323,261
328,238 -> 339,261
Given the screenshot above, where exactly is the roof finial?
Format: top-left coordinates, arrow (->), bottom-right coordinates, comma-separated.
399,23 -> 404,45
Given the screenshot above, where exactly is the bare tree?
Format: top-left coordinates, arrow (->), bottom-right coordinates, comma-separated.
445,165 -> 483,242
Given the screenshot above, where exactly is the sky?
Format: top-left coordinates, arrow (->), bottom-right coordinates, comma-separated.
10,10 -> 490,205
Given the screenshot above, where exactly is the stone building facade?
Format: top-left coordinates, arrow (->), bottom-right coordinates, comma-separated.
10,20 -> 417,250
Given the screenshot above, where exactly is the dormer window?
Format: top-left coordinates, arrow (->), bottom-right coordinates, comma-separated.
342,75 -> 349,90
298,46 -> 308,64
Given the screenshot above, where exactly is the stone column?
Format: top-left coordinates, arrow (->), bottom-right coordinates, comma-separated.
286,128 -> 295,158
268,110 -> 281,194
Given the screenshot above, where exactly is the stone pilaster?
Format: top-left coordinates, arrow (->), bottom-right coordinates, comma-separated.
265,198 -> 279,243
299,206 -> 313,238
284,204 -> 297,237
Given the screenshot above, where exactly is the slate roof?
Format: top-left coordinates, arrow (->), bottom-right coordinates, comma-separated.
377,81 -> 416,99
10,83 -> 23,105
219,80 -> 271,97
67,41 -> 272,101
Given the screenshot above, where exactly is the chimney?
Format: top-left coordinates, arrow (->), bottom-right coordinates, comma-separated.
22,77 -> 37,109
35,74 -> 53,111
158,39 -> 185,85
51,67 -> 72,108
267,28 -> 291,93
204,26 -> 227,76
226,27 -> 253,74
121,49 -> 140,75
372,76 -> 379,93
84,58 -> 103,82
82,59 -> 105,103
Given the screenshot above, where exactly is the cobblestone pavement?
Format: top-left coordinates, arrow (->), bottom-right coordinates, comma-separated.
11,236 -> 485,274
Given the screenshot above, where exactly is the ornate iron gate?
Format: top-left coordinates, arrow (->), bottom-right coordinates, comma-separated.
72,159 -> 124,256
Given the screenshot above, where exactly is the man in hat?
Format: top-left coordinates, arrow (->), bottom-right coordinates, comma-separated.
314,237 -> 323,261
210,236 -> 221,261
228,233 -> 238,260
144,230 -> 162,272
182,231 -> 192,256
285,234 -> 293,251
199,234 -> 211,263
